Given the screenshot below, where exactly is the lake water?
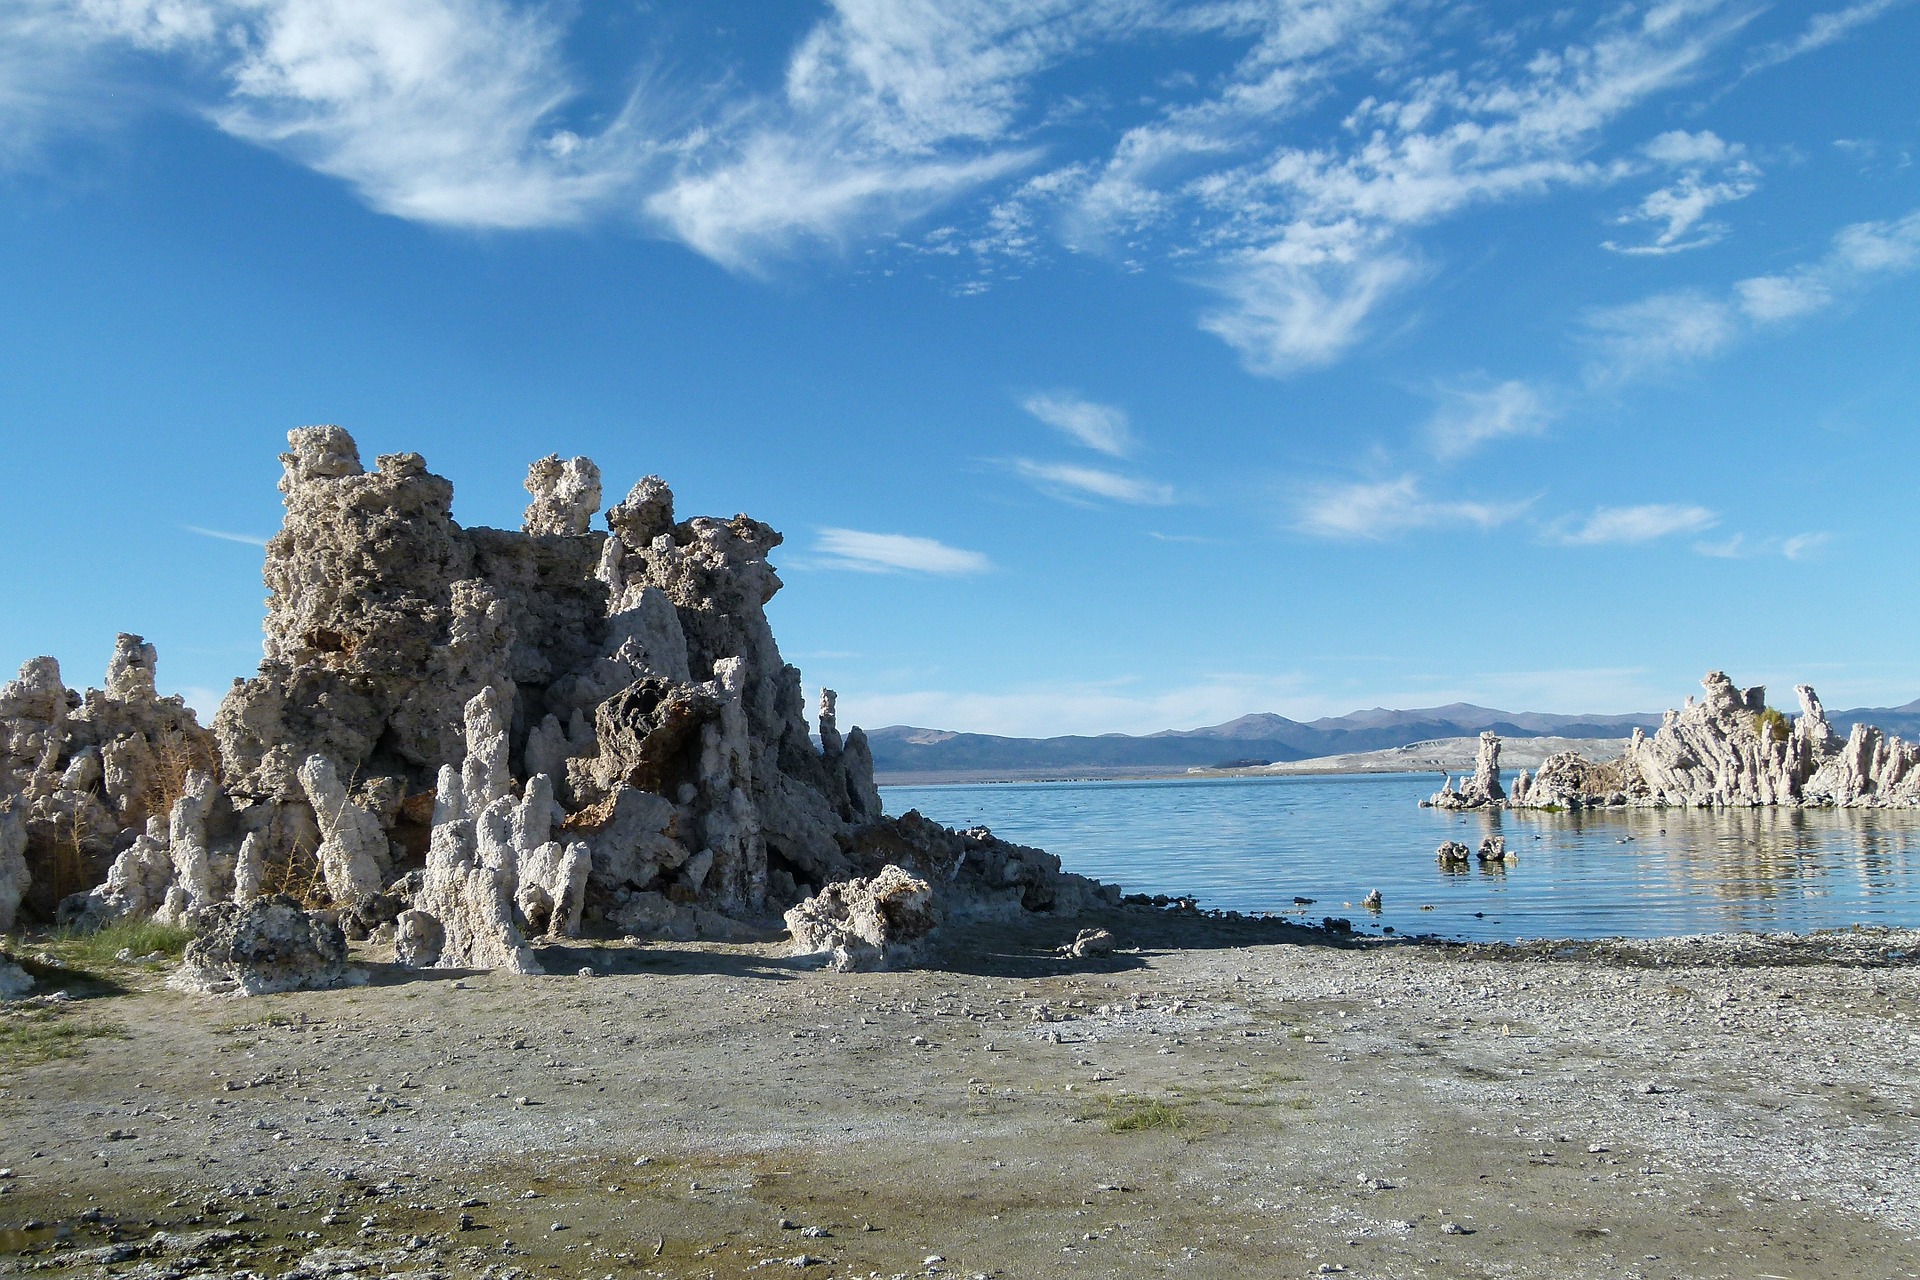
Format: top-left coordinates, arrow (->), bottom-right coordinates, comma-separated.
881,772 -> 1920,942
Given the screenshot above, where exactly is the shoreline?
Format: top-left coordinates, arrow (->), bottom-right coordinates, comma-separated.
4,907 -> 1916,1279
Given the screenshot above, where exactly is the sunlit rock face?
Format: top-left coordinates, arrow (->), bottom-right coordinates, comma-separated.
1424,732 -> 1506,810
1502,672 -> 1920,811
0,425 -> 1116,970
0,634 -> 218,922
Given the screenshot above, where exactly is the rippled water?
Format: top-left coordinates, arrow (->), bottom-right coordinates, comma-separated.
881,773 -> 1920,942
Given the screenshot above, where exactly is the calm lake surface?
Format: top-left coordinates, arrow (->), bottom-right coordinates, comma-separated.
881,772 -> 1920,942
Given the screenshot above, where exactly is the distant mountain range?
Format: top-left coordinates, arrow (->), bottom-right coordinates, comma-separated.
866,697 -> 1920,783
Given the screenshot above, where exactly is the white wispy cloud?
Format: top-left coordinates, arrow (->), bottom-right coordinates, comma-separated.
1010,459 -> 1174,505
1427,380 -> 1555,460
1695,530 -> 1832,560
1581,289 -> 1741,381
1169,2 -> 1752,375
649,142 -> 1033,273
1551,504 -> 1718,546
7,0 -> 1894,376
1296,475 -> 1530,540
3,0 -> 666,227
645,0 -> 1151,268
1198,234 -> 1420,377
813,527 -> 992,575
184,524 -> 270,547
1604,131 -> 1759,255
1744,0 -> 1910,74
1019,391 -> 1134,457
212,0 -> 654,230
1585,207 -> 1920,380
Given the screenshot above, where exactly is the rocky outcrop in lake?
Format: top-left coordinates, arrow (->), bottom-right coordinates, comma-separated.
1422,732 -> 1506,809
1499,672 -> 1920,810
0,426 -> 1115,980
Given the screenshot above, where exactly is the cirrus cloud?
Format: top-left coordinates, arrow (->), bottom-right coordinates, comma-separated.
813,527 -> 992,576
1549,503 -> 1719,546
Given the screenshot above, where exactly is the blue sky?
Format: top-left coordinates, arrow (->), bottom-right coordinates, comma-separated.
1,0 -> 1917,737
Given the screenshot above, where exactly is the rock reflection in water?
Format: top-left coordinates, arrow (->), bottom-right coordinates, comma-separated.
885,772 -> 1920,942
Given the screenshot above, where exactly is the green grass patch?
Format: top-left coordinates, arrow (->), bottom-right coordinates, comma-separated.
1095,1097 -> 1189,1133
0,1008 -> 127,1074
47,916 -> 194,969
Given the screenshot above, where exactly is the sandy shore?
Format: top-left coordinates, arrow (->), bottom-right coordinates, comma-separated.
4,908 -> 1918,1279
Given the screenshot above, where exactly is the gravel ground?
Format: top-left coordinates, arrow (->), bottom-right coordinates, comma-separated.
3,906 -> 1917,1279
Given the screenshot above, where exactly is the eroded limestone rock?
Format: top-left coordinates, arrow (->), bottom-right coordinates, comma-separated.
0,638 -> 217,922
785,864 -> 938,972
522,454 -> 603,537
1060,927 -> 1117,958
0,807 -> 27,934
1500,672 -> 1920,811
6,424 -> 1109,948
168,895 -> 363,996
1424,732 -> 1506,809
410,689 -> 541,974
69,817 -> 173,925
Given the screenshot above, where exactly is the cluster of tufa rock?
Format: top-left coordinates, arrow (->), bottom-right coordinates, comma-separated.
1425,671 -> 1920,812
0,428 -> 1114,987
1423,732 -> 1506,810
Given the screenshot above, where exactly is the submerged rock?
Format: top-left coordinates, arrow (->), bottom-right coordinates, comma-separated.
168,895 -> 364,997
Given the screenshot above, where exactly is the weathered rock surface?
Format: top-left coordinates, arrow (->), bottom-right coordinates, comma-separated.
0,636 -> 217,920
785,865 -> 938,971
1423,731 -> 1506,809
298,755 -> 388,906
168,895 -> 363,996
0,425 -> 1112,972
408,689 -> 542,974
1497,671 -> 1920,809
1060,927 -> 1118,958
1500,672 -> 1920,810
0,953 -> 31,999
0,806 -> 27,934
1436,841 -> 1471,866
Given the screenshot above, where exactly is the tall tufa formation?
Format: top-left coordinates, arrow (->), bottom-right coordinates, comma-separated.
1422,731 -> 1506,810
0,425 -> 1111,974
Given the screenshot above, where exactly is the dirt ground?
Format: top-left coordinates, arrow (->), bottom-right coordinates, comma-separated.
4,906 -> 1918,1279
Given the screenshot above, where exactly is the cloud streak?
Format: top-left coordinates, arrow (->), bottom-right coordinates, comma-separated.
1744,0 -> 1911,74
1427,380 -> 1555,460
1010,459 -> 1175,506
1020,391 -> 1134,457
184,525 -> 270,547
5,0 -> 1834,370
1296,476 -> 1531,541
813,527 -> 992,575
1584,207 -> 1920,380
1550,504 -> 1718,546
